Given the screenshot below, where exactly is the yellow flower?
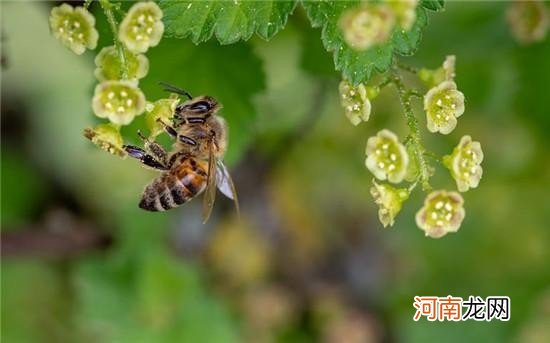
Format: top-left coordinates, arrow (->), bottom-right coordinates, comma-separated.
415,190 -> 465,238
119,1 -> 164,53
424,81 -> 465,134
339,80 -> 373,126
49,4 -> 99,55
94,46 -> 149,81
370,180 -> 409,227
365,129 -> 409,183
83,123 -> 126,157
443,135 -> 484,192
339,3 -> 396,51
92,80 -> 146,125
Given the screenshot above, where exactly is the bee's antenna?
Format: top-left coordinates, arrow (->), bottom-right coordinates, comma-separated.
159,82 -> 193,100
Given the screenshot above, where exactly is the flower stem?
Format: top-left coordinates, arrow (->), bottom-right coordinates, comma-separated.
99,0 -> 128,79
391,69 -> 432,191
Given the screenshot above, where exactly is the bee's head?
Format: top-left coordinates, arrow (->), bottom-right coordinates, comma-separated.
173,96 -> 222,126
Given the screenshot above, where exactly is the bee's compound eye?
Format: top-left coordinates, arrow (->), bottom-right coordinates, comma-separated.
189,101 -> 210,112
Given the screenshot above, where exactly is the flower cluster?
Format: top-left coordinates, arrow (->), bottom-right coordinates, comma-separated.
49,1 -> 167,156
339,0 -> 418,51
340,55 -> 482,237
49,4 -> 98,55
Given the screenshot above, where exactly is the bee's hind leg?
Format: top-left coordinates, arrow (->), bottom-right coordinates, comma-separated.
136,130 -> 169,165
123,145 -> 168,170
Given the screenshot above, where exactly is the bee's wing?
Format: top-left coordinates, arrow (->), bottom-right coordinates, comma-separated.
202,138 -> 217,223
216,160 -> 240,218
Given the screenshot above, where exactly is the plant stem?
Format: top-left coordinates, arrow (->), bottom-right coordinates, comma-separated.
391,70 -> 432,191
396,61 -> 419,74
99,0 -> 128,79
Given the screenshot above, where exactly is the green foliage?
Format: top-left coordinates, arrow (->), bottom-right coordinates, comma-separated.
160,0 -> 298,44
302,1 -> 428,85
421,0 -> 446,12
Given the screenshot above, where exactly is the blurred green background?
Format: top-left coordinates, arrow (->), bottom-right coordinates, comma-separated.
1,1 -> 549,342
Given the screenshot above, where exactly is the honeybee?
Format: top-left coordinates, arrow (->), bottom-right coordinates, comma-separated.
123,83 -> 239,223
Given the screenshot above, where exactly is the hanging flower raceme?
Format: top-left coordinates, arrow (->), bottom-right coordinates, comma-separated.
387,0 -> 418,31
49,4 -> 99,55
92,80 -> 146,126
370,180 -> 409,227
506,0 -> 549,44
83,123 -> 126,157
443,135 -> 484,192
424,81 -> 465,134
94,46 -> 149,81
145,97 -> 179,138
339,3 -> 395,51
416,190 -> 465,238
365,129 -> 409,183
119,1 -> 164,54
339,80 -> 378,126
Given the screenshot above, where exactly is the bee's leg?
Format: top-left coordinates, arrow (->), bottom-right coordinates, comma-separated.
156,119 -> 178,139
137,130 -> 168,165
123,145 -> 168,170
155,119 -> 198,147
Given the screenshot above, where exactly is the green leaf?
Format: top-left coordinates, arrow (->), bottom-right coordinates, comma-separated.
421,0 -> 445,12
160,0 -> 298,44
302,1 -> 429,85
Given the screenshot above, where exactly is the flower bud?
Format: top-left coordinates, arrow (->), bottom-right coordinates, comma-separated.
339,3 -> 396,51
83,123 -> 126,157
119,1 -> 164,53
424,81 -> 465,134
443,135 -> 484,192
49,4 -> 99,55
92,80 -> 146,125
370,180 -> 409,227
365,129 -> 409,183
415,190 -> 465,238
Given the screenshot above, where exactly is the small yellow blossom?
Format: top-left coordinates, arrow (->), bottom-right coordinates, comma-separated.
424,81 -> 465,134
365,129 -> 409,183
506,0 -> 549,44
443,135 -> 484,192
339,80 -> 373,126
119,1 -> 164,53
370,180 -> 409,227
416,190 -> 465,238
92,80 -> 146,125
94,46 -> 149,81
49,4 -> 99,55
83,123 -> 126,157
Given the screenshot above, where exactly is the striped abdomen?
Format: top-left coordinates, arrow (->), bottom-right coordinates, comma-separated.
139,157 -> 208,212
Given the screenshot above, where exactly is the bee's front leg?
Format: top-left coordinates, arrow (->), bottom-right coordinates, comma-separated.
156,119 -> 198,147
137,130 -> 168,165
123,145 -> 168,170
